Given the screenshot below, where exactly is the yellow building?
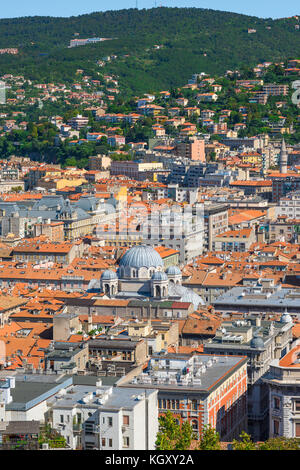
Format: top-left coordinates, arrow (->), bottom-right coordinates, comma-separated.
37,177 -> 88,190
240,152 -> 262,165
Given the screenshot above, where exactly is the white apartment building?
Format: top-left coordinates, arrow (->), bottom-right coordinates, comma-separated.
49,382 -> 158,450
276,190 -> 300,219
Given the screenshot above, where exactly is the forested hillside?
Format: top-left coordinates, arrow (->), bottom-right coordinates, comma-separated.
0,8 -> 299,93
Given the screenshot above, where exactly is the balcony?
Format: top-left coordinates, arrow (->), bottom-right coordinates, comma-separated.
73,423 -> 82,432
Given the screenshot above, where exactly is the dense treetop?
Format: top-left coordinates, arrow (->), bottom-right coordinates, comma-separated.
0,8 -> 299,93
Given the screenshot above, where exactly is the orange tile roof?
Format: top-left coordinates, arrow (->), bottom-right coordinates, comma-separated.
279,345 -> 300,368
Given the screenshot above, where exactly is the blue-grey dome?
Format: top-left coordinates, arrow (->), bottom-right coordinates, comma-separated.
168,283 -> 205,310
101,269 -> 118,280
152,272 -> 168,281
280,313 -> 292,324
166,266 -> 181,276
119,245 -> 163,269
250,335 -> 264,349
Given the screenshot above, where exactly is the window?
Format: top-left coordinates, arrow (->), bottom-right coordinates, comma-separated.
295,401 -> 300,412
296,423 -> 300,438
273,420 -> 280,436
60,415 -> 64,423
123,415 -> 129,426
123,437 -> 129,448
191,400 -> 198,411
274,397 -> 280,410
102,438 -> 106,447
109,439 -> 113,447
108,417 -> 113,426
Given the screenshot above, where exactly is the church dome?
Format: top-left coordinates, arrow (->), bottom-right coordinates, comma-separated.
166,265 -> 181,276
119,245 -> 164,269
101,269 -> 118,280
151,271 -> 168,281
250,334 -> 264,349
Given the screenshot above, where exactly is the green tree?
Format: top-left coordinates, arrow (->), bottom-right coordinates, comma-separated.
232,431 -> 257,450
198,424 -> 221,450
155,411 -> 180,450
175,420 -> 195,450
155,411 -> 195,450
258,437 -> 300,450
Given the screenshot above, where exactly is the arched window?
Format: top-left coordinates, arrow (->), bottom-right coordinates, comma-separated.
155,285 -> 161,297
104,284 -> 110,294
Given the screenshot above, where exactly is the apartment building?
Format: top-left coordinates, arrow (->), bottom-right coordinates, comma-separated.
141,184 -> 198,204
44,341 -> 89,374
12,240 -> 81,264
0,373 -> 72,423
269,217 -> 300,243
213,282 -> 300,317
262,84 -> 289,96
49,382 -> 158,450
87,336 -> 148,375
33,221 -> 65,242
214,227 -> 257,252
204,315 -> 293,441
249,92 -> 268,105
110,161 -> 164,181
175,137 -> 205,162
88,155 -> 111,171
271,174 -> 300,203
263,345 -> 300,439
120,352 -> 248,442
116,319 -> 179,356
203,203 -> 229,252
275,189 -> 300,219
229,181 -> 273,201
68,115 -> 89,130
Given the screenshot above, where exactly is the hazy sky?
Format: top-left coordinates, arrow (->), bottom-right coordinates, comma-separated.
0,1 -> 299,19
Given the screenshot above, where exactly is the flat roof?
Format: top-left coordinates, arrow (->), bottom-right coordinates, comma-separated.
50,384 -> 156,410
5,374 -> 72,411
213,286 -> 300,309
121,354 -> 247,394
